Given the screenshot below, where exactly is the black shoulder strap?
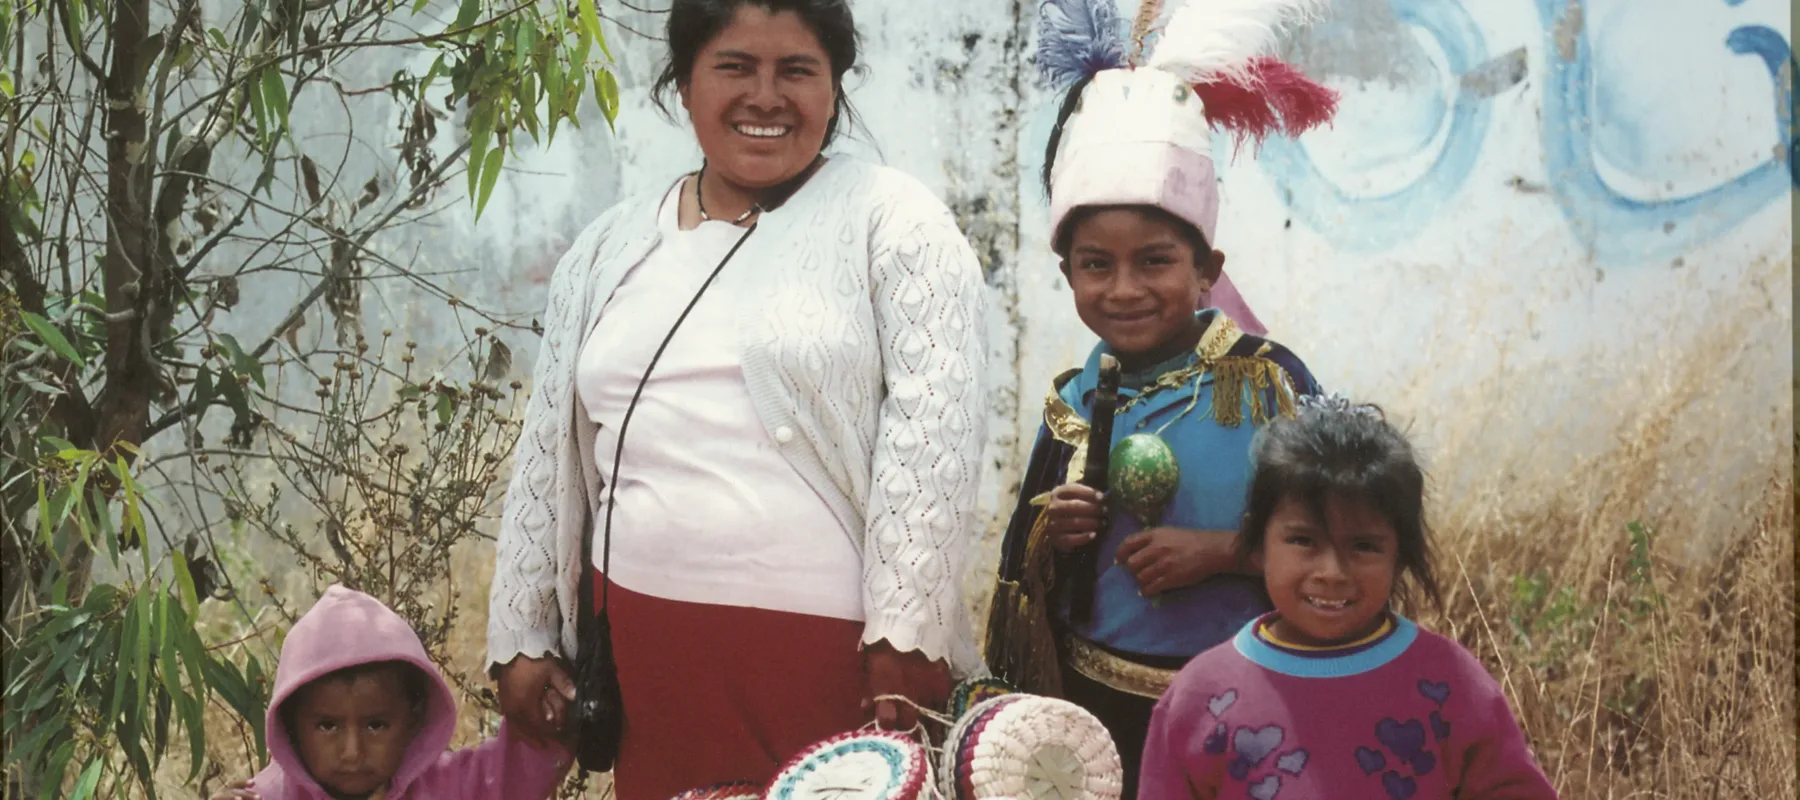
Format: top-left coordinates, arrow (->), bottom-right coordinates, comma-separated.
578,220 -> 759,622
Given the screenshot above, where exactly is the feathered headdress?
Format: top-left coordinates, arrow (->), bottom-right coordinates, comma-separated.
1036,0 -> 1338,149
1038,0 -> 1340,337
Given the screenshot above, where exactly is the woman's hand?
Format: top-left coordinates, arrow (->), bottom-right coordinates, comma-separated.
1044,482 -> 1106,553
863,641 -> 952,733
209,780 -> 258,799
1115,527 -> 1241,597
495,654 -> 577,747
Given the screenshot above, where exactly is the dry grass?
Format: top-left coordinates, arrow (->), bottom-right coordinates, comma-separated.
158,258 -> 1793,799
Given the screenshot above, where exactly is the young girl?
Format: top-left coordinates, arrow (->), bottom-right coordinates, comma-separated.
212,585 -> 571,800
985,1 -> 1337,795
1137,396 -> 1560,799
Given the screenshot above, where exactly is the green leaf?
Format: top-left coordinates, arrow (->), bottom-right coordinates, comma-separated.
208,27 -> 230,49
172,553 -> 200,614
260,68 -> 289,132
474,143 -> 504,220
246,75 -> 268,142
19,311 -> 85,367
68,759 -> 102,800
134,591 -> 153,718
435,393 -> 453,427
0,72 -> 13,99
514,21 -> 535,73
596,69 -> 620,127
193,365 -> 215,420
214,334 -> 265,388
575,0 -> 603,55
450,0 -> 479,36
34,481 -> 49,546
236,0 -> 263,49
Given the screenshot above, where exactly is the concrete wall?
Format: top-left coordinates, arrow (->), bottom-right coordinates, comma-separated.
205,0 -> 1792,563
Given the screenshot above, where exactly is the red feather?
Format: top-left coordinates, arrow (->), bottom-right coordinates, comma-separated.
1193,57 -> 1340,156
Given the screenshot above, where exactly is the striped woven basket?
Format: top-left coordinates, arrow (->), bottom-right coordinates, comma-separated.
670,781 -> 764,800
939,694 -> 1122,800
764,730 -> 929,800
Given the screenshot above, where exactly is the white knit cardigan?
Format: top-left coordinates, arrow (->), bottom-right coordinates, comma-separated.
486,158 -> 989,678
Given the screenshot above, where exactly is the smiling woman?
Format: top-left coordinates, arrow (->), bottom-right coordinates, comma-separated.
483,1 -> 991,798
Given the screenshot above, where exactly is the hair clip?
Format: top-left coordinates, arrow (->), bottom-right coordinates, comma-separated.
1297,392 -> 1384,421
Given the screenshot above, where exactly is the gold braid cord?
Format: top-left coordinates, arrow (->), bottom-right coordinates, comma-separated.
1131,0 -> 1166,65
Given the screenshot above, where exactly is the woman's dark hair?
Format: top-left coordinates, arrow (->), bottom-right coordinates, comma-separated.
652,0 -> 862,148
1044,75 -> 1211,257
1238,403 -> 1443,614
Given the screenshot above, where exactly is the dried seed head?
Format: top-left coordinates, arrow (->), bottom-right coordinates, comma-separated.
509,380 -> 523,390
474,327 -> 488,337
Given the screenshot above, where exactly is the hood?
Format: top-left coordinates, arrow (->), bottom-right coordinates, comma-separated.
265,585 -> 458,798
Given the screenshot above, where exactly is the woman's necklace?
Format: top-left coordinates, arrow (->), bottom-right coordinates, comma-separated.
695,166 -> 759,224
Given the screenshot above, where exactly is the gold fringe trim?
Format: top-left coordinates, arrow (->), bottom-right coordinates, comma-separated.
1208,357 -> 1301,428
1065,635 -> 1179,699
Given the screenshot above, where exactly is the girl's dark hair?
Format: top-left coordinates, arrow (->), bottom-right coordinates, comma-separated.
652,0 -> 862,149
1044,76 -> 1211,257
1239,404 -> 1443,614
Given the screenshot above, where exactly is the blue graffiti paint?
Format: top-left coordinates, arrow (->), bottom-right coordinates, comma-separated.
1724,24 -> 1798,186
1257,0 -> 1493,254
1536,0 -> 1795,264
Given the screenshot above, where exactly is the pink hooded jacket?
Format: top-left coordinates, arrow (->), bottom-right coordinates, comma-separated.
249,585 -> 570,800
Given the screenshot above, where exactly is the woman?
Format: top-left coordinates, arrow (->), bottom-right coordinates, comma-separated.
484,1 -> 988,797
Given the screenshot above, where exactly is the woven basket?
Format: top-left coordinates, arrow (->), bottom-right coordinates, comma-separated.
940,694 -> 1122,800
764,730 -> 929,800
670,781 -> 764,800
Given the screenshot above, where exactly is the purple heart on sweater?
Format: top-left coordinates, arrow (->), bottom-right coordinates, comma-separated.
1375,718 -> 1427,762
1208,689 -> 1238,718
1228,757 -> 1252,782
1354,746 -> 1387,775
1382,771 -> 1417,800
1275,749 -> 1308,775
1411,749 -> 1437,776
1430,711 -> 1452,742
1417,679 -> 1452,706
1248,775 -> 1281,800
1204,723 -> 1229,754
1233,725 -> 1285,766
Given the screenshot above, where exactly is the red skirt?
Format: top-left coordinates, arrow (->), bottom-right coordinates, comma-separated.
596,571 -> 869,800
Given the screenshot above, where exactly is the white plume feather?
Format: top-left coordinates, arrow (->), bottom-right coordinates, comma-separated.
1146,0 -> 1331,87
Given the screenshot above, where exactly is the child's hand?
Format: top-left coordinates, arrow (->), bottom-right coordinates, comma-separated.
210,780 -> 259,799
1045,482 -> 1105,552
496,654 -> 576,747
1115,527 -> 1228,596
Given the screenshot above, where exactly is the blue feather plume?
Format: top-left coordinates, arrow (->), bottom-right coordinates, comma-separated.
1036,0 -> 1127,88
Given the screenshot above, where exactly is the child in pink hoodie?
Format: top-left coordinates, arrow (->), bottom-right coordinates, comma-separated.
213,585 -> 571,800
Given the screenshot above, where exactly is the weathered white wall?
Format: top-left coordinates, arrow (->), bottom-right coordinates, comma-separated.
214,0 -> 1790,563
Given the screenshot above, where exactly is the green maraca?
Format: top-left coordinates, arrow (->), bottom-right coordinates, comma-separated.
1107,433 -> 1180,528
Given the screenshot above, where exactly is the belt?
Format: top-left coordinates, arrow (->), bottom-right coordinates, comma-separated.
1064,635 -> 1181,700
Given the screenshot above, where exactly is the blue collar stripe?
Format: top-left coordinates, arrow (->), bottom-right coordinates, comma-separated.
1233,616 -> 1419,678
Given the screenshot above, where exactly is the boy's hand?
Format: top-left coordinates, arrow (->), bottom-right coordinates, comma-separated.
496,654 -> 576,746
210,780 -> 258,799
1115,527 -> 1236,597
1044,482 -> 1105,552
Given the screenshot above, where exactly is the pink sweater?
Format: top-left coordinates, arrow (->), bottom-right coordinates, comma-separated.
1139,614 -> 1559,800
249,586 -> 570,799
